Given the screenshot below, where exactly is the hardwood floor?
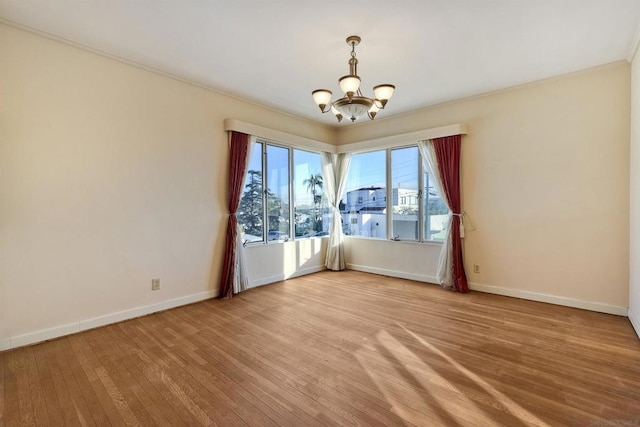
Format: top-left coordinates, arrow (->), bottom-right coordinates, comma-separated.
1,270 -> 639,426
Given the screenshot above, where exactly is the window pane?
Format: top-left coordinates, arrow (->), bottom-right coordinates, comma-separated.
238,142 -> 264,243
266,145 -> 290,241
342,150 -> 387,239
424,172 -> 448,241
293,150 -> 327,238
391,147 -> 419,240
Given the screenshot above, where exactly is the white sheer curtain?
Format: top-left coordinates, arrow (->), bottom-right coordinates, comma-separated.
418,139 -> 453,289
233,136 -> 255,294
321,152 -> 352,270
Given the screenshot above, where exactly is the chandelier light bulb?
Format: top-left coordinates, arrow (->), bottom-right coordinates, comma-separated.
368,102 -> 380,119
331,105 -> 343,123
339,75 -> 361,96
373,84 -> 395,108
312,89 -> 332,111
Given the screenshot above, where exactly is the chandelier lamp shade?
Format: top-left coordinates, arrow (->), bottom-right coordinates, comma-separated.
312,35 -> 395,123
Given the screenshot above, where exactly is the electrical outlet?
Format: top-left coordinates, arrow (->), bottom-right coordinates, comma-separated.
473,264 -> 480,274
151,279 -> 160,290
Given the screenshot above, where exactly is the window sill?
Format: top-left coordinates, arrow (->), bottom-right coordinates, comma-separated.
244,236 -> 329,247
344,235 -> 443,246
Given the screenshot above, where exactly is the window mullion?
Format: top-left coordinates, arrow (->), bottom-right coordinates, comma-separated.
262,143 -> 268,244
418,150 -> 424,242
386,148 -> 392,240
425,172 -> 431,241
288,147 -> 294,241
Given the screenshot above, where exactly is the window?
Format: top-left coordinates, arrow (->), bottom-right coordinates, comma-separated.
238,142 -> 264,243
392,147 -> 419,240
342,146 -> 447,242
238,140 -> 446,244
342,150 -> 387,238
238,142 -> 327,244
293,150 -> 328,238
266,145 -> 290,241
424,171 -> 448,241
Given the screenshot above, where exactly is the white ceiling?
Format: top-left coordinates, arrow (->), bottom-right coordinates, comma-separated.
1,1 -> 639,126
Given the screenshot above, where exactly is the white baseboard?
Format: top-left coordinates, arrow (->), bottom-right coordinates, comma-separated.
10,322 -> 81,349
629,307 -> 640,339
347,263 -> 438,285
346,263 -> 627,317
78,290 -> 216,331
5,290 -> 216,351
468,281 -> 628,316
249,265 -> 326,288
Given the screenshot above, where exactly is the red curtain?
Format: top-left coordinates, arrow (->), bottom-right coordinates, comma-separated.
433,135 -> 469,293
219,131 -> 250,299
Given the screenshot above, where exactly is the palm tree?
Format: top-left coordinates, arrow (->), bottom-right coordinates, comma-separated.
303,173 -> 323,232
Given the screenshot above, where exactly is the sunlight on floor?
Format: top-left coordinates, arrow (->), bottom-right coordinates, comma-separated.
354,329 -> 465,426
353,325 -> 552,426
398,323 -> 551,427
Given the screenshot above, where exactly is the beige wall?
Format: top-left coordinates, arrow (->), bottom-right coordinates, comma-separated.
630,52 -> 640,335
245,237 -> 328,286
0,23 -> 334,345
340,62 -> 631,312
344,238 -> 441,283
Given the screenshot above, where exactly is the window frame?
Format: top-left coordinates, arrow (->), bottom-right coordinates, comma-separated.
264,143 -> 291,244
239,138 -> 447,246
241,139 -> 327,246
345,144 -> 446,244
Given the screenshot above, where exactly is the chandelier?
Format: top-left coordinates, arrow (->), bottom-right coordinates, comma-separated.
312,35 -> 395,123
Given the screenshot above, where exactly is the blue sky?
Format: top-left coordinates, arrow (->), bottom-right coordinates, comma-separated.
346,147 -> 422,194
246,143 -> 323,207
245,142 -> 434,206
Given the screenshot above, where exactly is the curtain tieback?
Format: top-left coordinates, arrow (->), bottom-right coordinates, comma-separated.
451,212 -> 475,238
451,212 -> 464,238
